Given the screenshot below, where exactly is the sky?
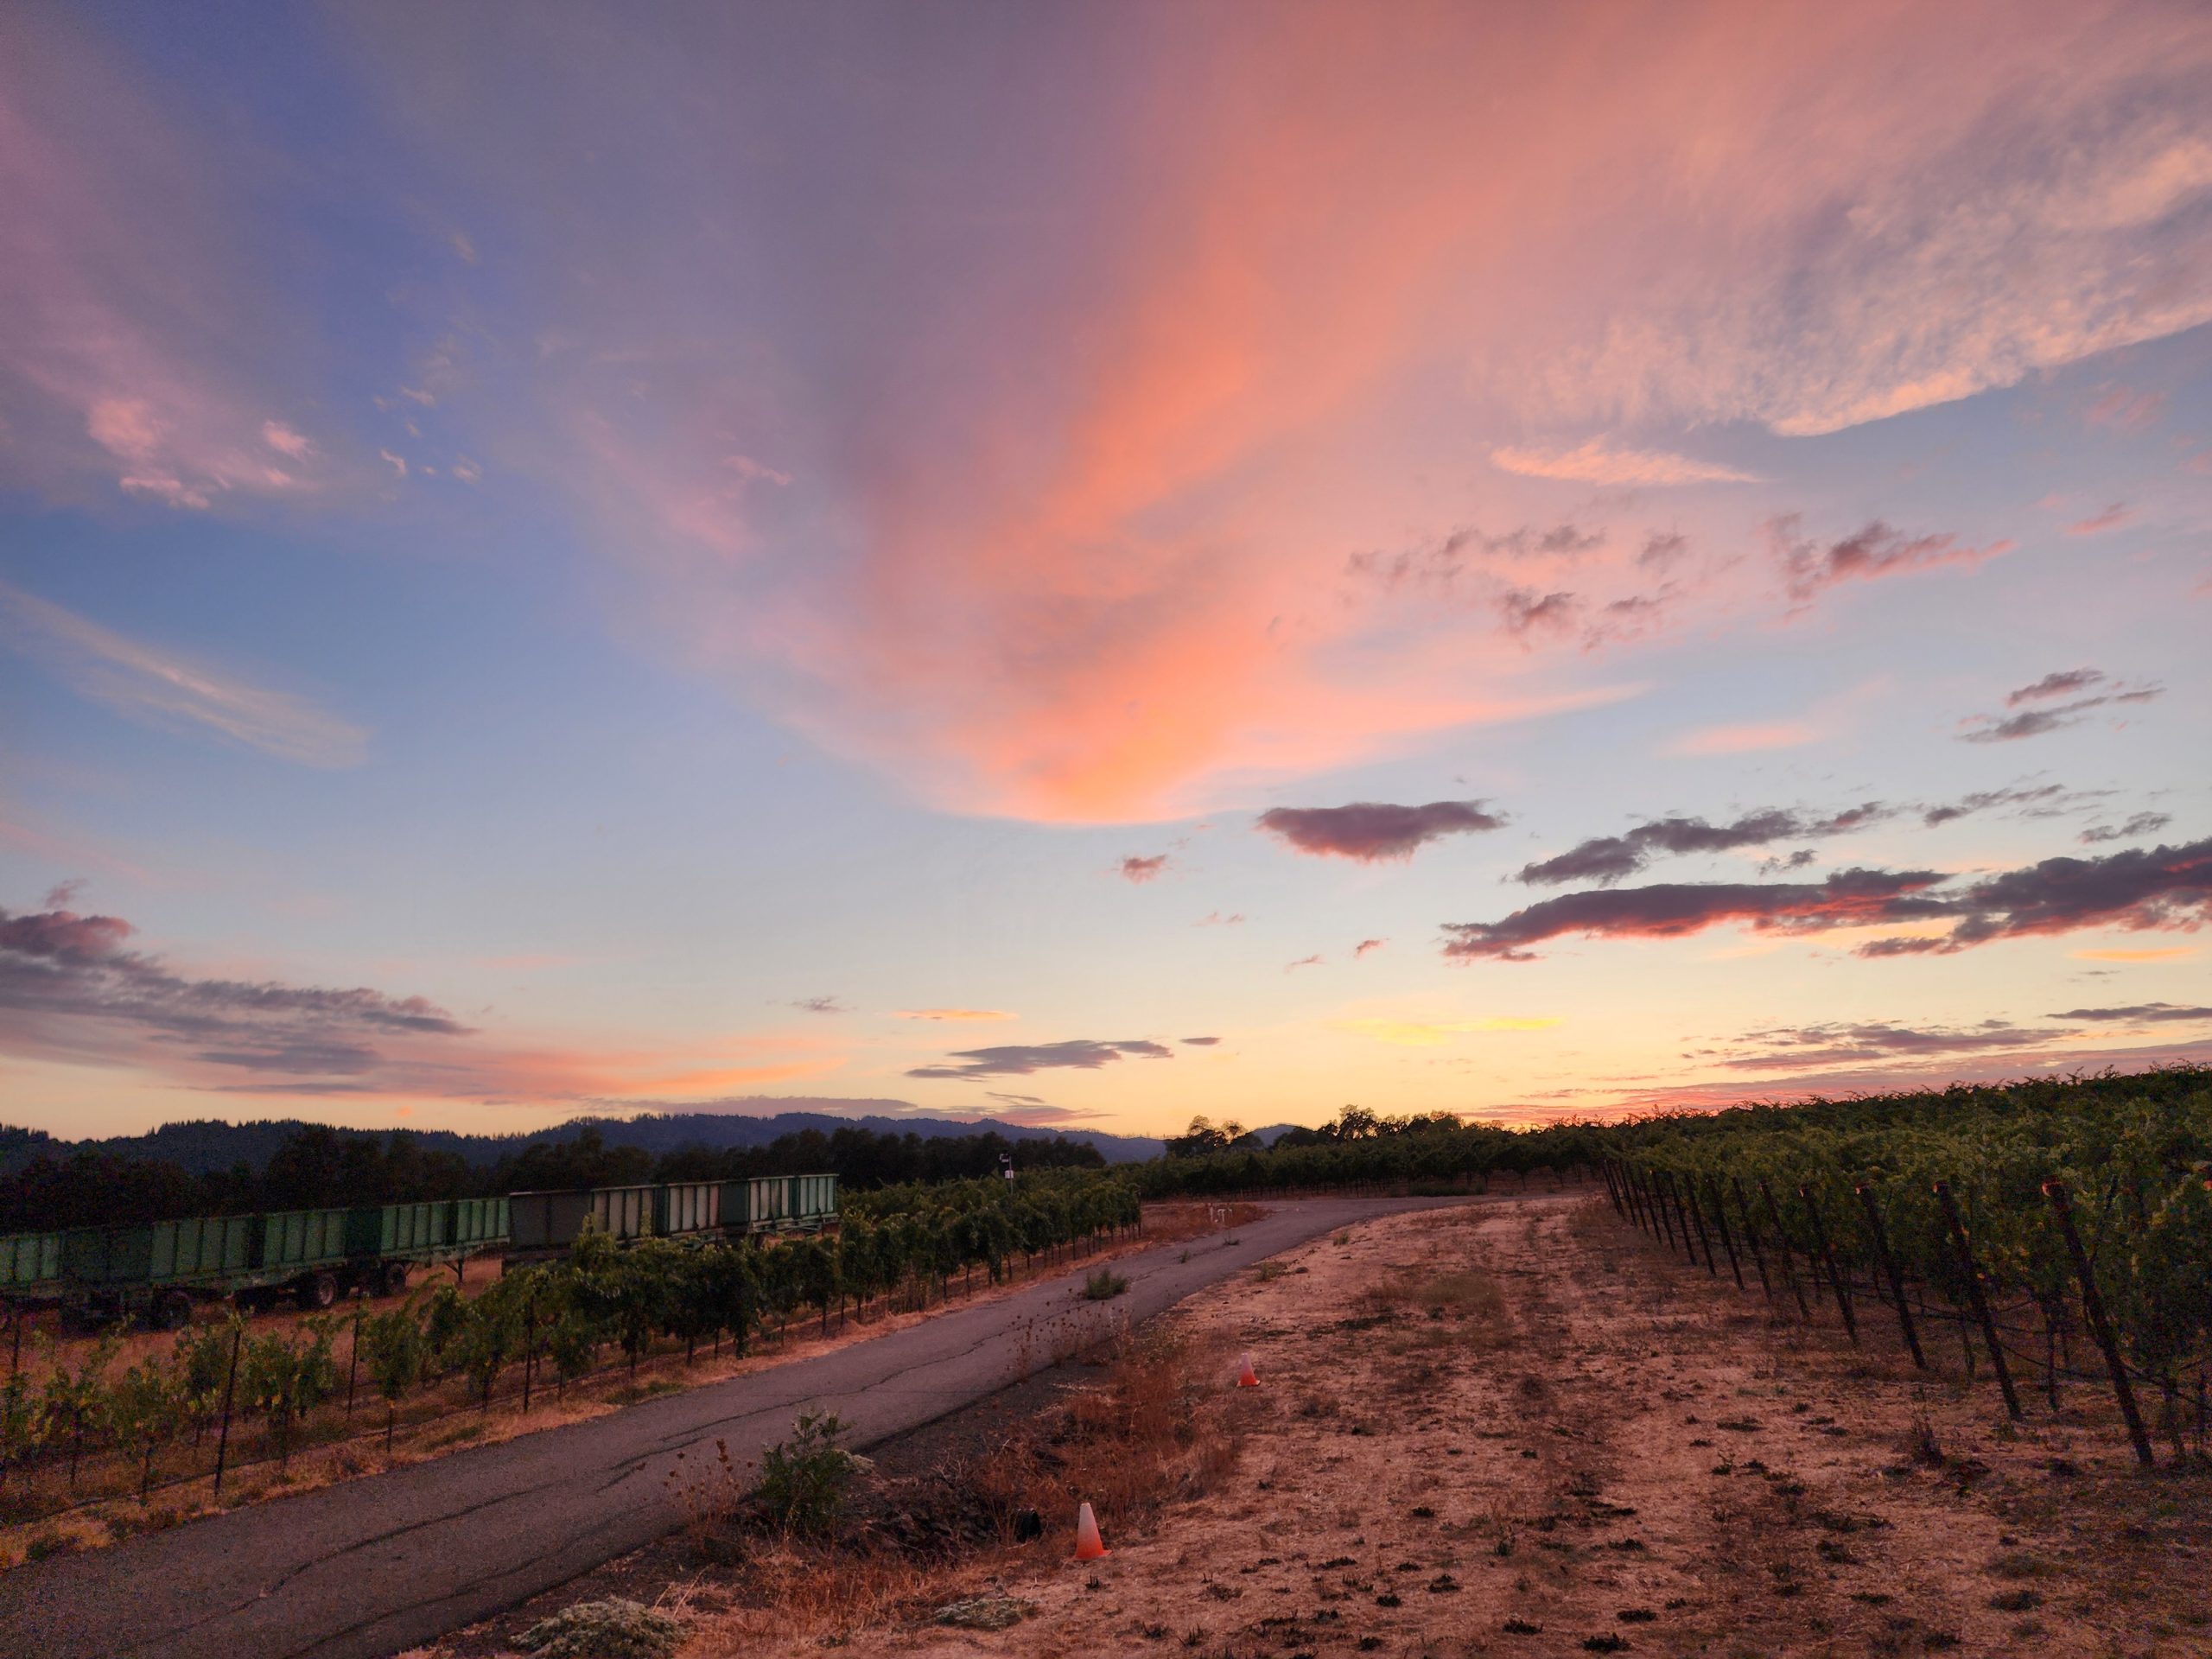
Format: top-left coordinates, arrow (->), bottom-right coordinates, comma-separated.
2,0 -> 2209,1143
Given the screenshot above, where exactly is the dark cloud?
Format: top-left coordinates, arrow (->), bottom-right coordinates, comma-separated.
0,901 -> 470,1082
2080,811 -> 2172,844
1906,835 -> 2212,953
1459,834 -> 2212,963
1118,854 -> 1171,883
1638,531 -> 1688,568
1719,1020 -> 2063,1070
1959,683 -> 2162,743
1345,521 -> 1607,595
906,1039 -> 1173,1080
1498,588 -> 1579,637
1181,1035 -> 1221,1046
1921,784 -> 2070,826
41,879 -> 86,910
1758,849 -> 1820,875
1769,514 -> 2012,601
792,995 -> 849,1014
2049,1003 -> 2212,1023
1516,804 -> 1890,887
1444,868 -> 1951,961
2008,669 -> 2105,706
1258,800 -> 1505,862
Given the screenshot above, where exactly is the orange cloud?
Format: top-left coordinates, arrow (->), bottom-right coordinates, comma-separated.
894,1008 -> 1017,1022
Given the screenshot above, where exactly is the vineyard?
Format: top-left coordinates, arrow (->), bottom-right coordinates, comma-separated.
0,1168 -> 1140,1535
1136,1116 -> 1600,1197
1599,1066 -> 2212,1467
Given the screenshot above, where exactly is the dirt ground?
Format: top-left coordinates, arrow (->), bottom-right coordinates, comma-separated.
448,1190 -> 2212,1659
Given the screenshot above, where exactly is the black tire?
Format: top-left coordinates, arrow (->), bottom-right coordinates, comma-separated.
152,1291 -> 194,1331
297,1271 -> 339,1311
380,1262 -> 410,1297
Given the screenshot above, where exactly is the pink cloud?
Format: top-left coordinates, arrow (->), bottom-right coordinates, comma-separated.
1662,721 -> 1818,758
2066,501 -> 2133,535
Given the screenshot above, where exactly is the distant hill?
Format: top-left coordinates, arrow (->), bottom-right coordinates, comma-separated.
0,1103 -> 1165,1178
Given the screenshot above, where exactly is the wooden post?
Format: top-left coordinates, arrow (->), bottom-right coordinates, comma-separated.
522,1293 -> 536,1415
1661,1173 -> 1695,1262
1599,1160 -> 1627,1221
346,1302 -> 362,1417
213,1323 -> 243,1499
1731,1176 -> 1772,1300
1796,1185 -> 1858,1342
1934,1181 -> 2019,1418
1705,1177 -> 1745,1289
1759,1179 -> 1813,1322
1645,1170 -> 1678,1249
1622,1165 -> 1651,1234
1853,1184 -> 1926,1369
1681,1179 -> 1719,1275
2042,1180 -> 2154,1468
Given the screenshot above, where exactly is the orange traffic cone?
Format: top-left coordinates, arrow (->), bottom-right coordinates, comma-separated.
1074,1500 -> 1109,1560
1235,1351 -> 1260,1388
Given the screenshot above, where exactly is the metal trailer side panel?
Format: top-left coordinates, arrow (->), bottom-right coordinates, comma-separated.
508,1191 -> 590,1252
655,1182 -> 719,1236
149,1215 -> 253,1282
0,1231 -> 63,1294
452,1196 -> 508,1248
60,1225 -> 153,1287
748,1175 -> 791,1230
257,1208 -> 351,1272
353,1202 -> 450,1258
590,1185 -> 654,1242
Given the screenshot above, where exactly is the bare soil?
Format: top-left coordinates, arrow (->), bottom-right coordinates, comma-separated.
426,1191 -> 2212,1659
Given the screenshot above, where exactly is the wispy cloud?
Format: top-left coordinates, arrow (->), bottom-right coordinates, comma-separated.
1335,1016 -> 1560,1046
1118,854 -> 1171,884
893,1007 -> 1016,1022
1770,515 -> 2012,602
791,995 -> 849,1014
1662,721 -> 1818,758
0,582 -> 368,767
1491,440 -> 1758,486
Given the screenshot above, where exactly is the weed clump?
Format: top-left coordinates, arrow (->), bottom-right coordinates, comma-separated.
1083,1268 -> 1130,1301
514,1598 -> 682,1658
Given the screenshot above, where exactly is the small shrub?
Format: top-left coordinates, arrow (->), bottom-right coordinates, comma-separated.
513,1597 -> 682,1658
758,1410 -> 869,1535
1083,1268 -> 1129,1301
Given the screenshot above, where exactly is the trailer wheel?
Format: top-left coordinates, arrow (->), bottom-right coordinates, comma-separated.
380,1262 -> 410,1296
152,1290 -> 194,1331
297,1271 -> 339,1311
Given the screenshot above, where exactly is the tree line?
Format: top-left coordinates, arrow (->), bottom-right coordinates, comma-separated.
0,1122 -> 1104,1233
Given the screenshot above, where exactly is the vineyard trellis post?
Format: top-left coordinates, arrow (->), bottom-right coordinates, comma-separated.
1730,1176 -> 1772,1301
346,1302 -> 362,1418
1703,1176 -> 1745,1290
1662,1173 -> 1697,1265
1853,1185 -> 1926,1370
1681,1178 -> 1719,1276
1932,1180 -> 2020,1419
1758,1179 -> 1813,1321
2041,1179 -> 2155,1468
212,1322 -> 243,1499
1795,1184 -> 1857,1343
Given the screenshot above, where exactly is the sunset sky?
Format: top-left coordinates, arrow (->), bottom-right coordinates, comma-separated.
3,1 -> 2208,1142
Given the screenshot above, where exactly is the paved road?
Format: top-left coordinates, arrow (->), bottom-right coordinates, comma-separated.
0,1196 -> 1461,1659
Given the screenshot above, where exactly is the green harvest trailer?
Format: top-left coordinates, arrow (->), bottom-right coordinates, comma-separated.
504,1173 -> 837,1262
40,1198 -> 513,1326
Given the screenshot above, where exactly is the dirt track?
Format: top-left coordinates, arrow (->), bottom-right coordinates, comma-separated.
677,1192 -> 2209,1659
